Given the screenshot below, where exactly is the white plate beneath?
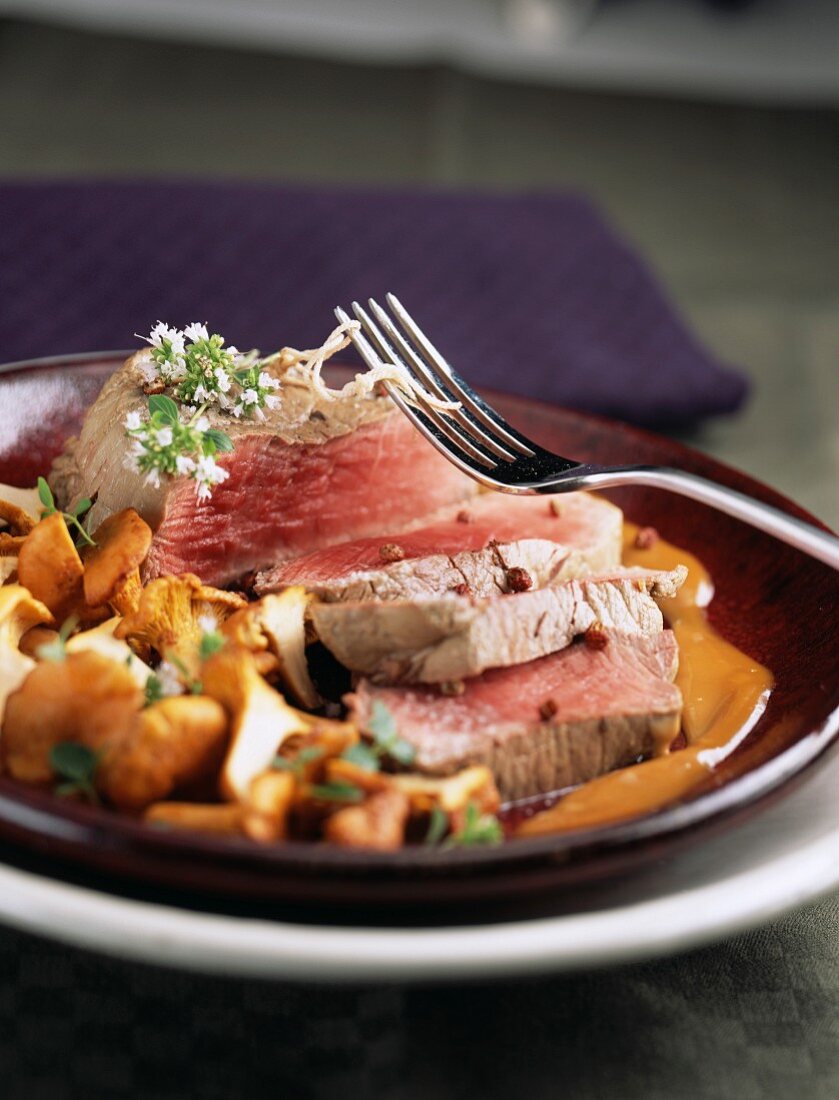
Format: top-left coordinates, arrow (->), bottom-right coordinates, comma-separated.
1,741 -> 836,983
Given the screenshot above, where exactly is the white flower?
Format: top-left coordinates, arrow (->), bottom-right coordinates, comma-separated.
193,454 -> 229,502
197,612 -> 218,634
258,371 -> 279,391
124,410 -> 143,431
184,322 -> 209,343
242,388 -> 258,406
168,330 -> 186,359
123,453 -> 140,473
192,384 -> 210,404
144,469 -> 162,490
129,439 -> 148,457
175,454 -> 196,476
140,321 -> 181,351
264,393 -> 280,410
154,426 -> 173,447
195,455 -> 228,485
156,660 -> 184,697
214,367 -> 232,392
231,403 -> 244,418
180,405 -> 197,419
194,416 -> 211,433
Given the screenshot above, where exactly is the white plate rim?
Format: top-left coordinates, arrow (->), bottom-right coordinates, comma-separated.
0,819 -> 836,983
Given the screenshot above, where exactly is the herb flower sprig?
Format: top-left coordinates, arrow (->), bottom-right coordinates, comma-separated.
124,395 -> 233,502
137,322 -> 280,418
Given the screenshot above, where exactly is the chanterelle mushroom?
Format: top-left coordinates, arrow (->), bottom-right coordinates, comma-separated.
115,573 -> 246,677
17,512 -> 86,621
222,587 -> 320,708
0,585 -> 55,721
1,650 -> 142,784
324,788 -> 411,851
201,646 -> 311,801
389,766 -> 500,817
97,695 -> 228,812
65,616 -> 154,688
0,496 -> 36,556
83,508 -> 152,616
0,484 -> 40,524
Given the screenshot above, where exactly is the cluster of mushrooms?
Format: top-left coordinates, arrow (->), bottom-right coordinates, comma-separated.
0,485 -> 501,850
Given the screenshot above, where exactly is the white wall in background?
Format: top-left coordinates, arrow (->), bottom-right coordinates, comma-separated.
1,0 -> 838,104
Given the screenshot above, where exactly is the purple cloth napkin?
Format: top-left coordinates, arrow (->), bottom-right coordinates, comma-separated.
0,181 -> 747,426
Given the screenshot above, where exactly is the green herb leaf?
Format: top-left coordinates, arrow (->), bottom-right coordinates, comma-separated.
203,428 -> 234,453
445,802 -> 503,848
425,805 -> 449,846
273,745 -> 324,777
50,741 -> 101,804
51,741 -> 98,782
148,393 -> 180,424
308,781 -> 364,804
144,674 -> 164,706
272,756 -> 297,773
341,742 -> 381,772
36,637 -> 66,663
363,700 -> 416,766
386,738 -> 416,766
66,513 -> 96,548
368,699 -> 398,744
36,615 -> 78,663
69,497 -> 92,519
37,476 -> 55,511
199,630 -> 225,660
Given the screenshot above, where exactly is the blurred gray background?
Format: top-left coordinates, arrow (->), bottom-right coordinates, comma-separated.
0,0 -> 837,522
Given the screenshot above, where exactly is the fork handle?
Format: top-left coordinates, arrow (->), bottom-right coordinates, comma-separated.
550,466 -> 839,570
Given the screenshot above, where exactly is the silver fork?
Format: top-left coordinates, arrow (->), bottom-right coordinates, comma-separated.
335,295 -> 839,570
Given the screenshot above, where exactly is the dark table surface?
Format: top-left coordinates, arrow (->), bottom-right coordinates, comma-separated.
0,893 -> 836,1100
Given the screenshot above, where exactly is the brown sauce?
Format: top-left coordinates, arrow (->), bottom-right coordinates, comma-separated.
516,523 -> 773,837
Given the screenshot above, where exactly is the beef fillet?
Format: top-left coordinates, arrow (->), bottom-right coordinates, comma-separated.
50,353 -> 477,586
348,631 -> 682,800
313,566 -> 687,684
257,492 -> 623,601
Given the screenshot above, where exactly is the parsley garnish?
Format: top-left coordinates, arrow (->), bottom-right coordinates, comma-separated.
308,781 -> 364,804
444,802 -> 503,848
36,615 -> 78,663
50,742 -> 100,804
199,629 -> 225,660
37,477 -> 95,548
340,701 -> 416,772
424,805 -> 449,846
272,745 -> 324,778
341,742 -> 381,772
144,674 -> 164,706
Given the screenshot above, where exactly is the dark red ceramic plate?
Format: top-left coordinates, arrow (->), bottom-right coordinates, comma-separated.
0,352 -> 836,920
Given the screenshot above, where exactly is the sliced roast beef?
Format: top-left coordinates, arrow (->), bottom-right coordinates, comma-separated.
312,566 -> 687,684
256,491 -> 622,601
348,632 -> 682,800
50,353 -> 476,586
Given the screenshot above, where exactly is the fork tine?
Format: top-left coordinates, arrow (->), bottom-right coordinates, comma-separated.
385,293 -> 534,457
367,298 -> 524,464
335,307 -> 498,472
357,299 -> 518,464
